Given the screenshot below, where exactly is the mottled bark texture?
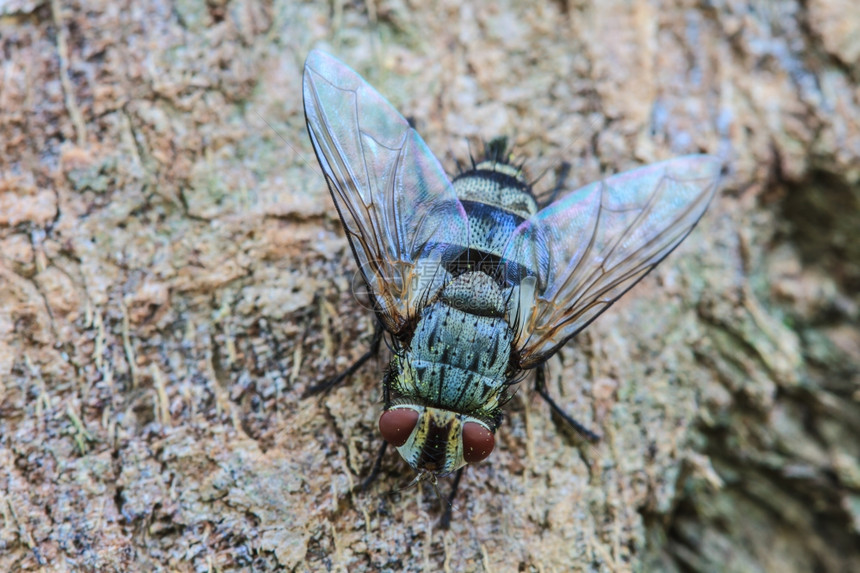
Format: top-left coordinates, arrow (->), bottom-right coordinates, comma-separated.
1,0 -> 858,571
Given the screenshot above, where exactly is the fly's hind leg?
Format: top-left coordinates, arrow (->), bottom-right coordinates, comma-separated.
541,161 -> 571,207
535,364 -> 601,442
302,322 -> 383,397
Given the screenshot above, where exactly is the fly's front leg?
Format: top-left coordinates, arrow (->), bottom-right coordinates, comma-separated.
303,321 -> 383,397
358,440 -> 389,491
358,354 -> 399,490
306,321 -> 390,490
439,467 -> 465,530
535,364 -> 601,442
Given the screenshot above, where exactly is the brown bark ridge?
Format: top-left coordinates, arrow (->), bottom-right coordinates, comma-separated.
1,0 -> 858,571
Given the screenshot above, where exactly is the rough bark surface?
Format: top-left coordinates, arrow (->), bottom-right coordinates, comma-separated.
1,0 -> 858,571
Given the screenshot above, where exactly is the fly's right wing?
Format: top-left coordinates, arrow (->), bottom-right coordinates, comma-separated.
303,50 -> 470,333
504,155 -> 721,368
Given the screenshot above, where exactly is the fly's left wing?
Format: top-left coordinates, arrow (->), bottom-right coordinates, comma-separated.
504,155 -> 721,368
303,50 -> 469,333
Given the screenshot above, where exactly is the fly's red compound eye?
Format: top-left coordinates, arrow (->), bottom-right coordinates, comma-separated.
462,422 -> 494,463
378,408 -> 419,447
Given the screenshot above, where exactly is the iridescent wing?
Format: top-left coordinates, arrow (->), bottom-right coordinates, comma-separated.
504,155 -> 721,368
303,50 -> 469,333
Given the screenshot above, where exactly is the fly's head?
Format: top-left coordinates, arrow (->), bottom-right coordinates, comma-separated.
378,404 -> 495,476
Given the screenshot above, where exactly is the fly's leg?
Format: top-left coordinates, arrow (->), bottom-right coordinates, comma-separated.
535,364 -> 601,442
359,440 -> 389,491
439,467 -> 465,530
305,322 -> 389,490
541,161 -> 571,207
302,322 -> 383,397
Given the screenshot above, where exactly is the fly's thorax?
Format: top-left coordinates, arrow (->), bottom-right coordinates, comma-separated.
378,404 -> 495,474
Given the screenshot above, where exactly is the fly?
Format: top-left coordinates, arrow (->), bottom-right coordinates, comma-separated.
301,50 -> 721,524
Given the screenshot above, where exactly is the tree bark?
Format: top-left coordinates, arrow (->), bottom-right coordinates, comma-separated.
1,0 -> 858,571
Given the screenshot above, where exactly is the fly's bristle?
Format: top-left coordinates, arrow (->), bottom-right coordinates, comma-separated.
466,139 -> 477,170
484,136 -> 510,164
